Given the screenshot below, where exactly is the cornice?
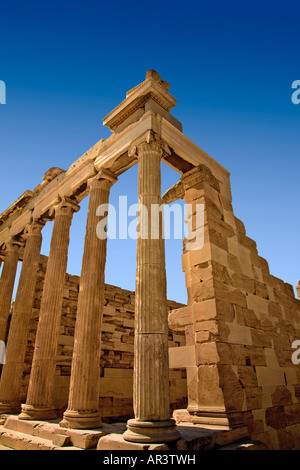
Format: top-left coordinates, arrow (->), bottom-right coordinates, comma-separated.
103,71 -> 177,132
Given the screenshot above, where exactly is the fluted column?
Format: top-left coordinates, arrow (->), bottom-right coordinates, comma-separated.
123,132 -> 180,443
0,219 -> 44,414
0,240 -> 22,343
60,169 -> 117,429
19,197 -> 79,420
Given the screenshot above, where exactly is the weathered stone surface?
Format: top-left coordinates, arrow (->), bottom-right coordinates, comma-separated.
296,281 -> 300,299
97,433 -> 170,450
52,434 -> 71,447
265,406 -> 287,429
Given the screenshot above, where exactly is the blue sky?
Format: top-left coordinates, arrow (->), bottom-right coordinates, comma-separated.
0,0 -> 299,304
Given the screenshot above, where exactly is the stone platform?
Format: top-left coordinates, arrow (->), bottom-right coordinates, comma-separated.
0,414 -> 268,451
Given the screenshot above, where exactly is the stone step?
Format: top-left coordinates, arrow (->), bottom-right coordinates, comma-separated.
174,423 -> 251,450
0,443 -> 14,450
0,415 -> 268,451
1,415 -> 126,450
0,426 -> 78,450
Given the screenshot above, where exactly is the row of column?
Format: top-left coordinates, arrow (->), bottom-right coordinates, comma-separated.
0,137 -> 179,443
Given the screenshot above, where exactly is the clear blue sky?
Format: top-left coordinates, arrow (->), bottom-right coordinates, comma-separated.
0,0 -> 299,304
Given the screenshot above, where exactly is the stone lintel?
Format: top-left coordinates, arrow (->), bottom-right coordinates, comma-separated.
160,118 -> 231,188
0,190 -> 34,226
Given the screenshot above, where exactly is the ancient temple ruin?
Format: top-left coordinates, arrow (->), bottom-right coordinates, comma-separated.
0,70 -> 299,450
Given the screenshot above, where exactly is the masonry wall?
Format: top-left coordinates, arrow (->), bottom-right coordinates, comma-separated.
21,255 -> 187,421
181,171 -> 300,450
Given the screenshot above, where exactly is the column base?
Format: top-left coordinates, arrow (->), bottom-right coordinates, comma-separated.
60,410 -> 103,430
18,404 -> 57,421
0,402 -> 21,415
123,418 -> 180,443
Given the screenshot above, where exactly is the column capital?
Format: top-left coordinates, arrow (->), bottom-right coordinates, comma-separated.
162,164 -> 221,205
181,164 -> 220,193
4,237 -> 24,252
162,181 -> 185,204
128,130 -> 171,160
23,218 -> 45,239
50,196 -> 80,218
87,168 -> 118,192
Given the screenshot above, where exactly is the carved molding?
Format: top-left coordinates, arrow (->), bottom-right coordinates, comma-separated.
43,167 -> 65,183
128,130 -> 171,160
162,181 -> 185,204
4,237 -> 24,251
181,164 -> 220,193
50,196 -> 80,218
87,168 -> 118,192
23,218 -> 46,238
162,164 -> 220,204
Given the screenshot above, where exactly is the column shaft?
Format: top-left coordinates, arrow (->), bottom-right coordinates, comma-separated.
0,242 -> 20,342
0,221 -> 44,413
60,169 -> 117,429
19,199 -> 79,420
124,136 -> 179,443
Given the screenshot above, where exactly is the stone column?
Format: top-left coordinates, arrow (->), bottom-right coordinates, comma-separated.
0,219 -> 44,414
60,169 -> 117,429
19,197 -> 79,420
123,132 -> 179,443
296,281 -> 300,300
0,240 -> 21,343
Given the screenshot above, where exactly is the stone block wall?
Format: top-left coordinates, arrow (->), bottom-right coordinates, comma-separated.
178,167 -> 300,450
21,255 -> 187,421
